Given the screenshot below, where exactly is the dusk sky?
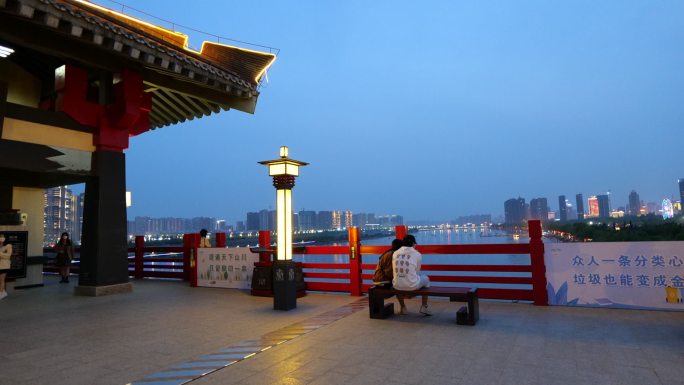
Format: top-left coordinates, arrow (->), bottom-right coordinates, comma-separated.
93,0 -> 684,223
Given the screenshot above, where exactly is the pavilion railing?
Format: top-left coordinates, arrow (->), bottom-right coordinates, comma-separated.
42,220 -> 548,305
290,220 -> 547,305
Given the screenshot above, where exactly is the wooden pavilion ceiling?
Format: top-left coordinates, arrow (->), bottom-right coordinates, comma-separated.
145,84 -> 229,129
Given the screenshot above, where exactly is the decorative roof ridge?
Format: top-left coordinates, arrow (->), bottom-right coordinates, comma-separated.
37,0 -> 264,91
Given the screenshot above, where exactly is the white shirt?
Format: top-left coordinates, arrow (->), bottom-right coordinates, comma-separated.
391,246 -> 422,290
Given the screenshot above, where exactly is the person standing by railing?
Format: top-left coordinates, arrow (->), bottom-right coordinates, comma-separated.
0,233 -> 12,299
55,232 -> 74,283
392,234 -> 431,315
199,229 -> 212,248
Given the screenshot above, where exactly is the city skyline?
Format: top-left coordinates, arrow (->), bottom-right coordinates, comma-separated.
68,178 -> 684,225
81,1 -> 684,223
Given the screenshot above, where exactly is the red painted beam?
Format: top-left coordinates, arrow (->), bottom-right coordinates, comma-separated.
301,263 -> 350,270
304,282 -> 350,292
427,276 -> 533,284
304,272 -> 351,280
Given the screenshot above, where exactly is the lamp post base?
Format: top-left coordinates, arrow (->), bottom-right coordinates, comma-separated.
273,260 -> 297,311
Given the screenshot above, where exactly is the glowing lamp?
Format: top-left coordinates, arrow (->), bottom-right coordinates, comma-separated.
258,146 -> 308,261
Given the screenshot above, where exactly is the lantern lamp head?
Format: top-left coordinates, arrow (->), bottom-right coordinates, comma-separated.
259,146 -> 308,177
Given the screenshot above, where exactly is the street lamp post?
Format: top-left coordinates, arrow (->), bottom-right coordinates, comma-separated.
259,146 -> 308,310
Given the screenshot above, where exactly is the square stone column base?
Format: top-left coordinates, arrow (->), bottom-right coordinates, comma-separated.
74,282 -> 133,297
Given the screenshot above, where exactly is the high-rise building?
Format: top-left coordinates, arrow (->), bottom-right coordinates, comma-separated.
44,186 -> 77,245
235,221 -> 246,232
575,194 -> 584,220
246,212 -> 259,231
353,213 -> 377,227
558,195 -> 567,221
297,210 -> 316,231
587,196 -> 599,217
504,197 -> 526,225
679,178 -> 684,209
529,198 -> 548,221
597,194 -> 610,218
344,210 -> 353,228
628,190 -> 640,217
331,210 -> 342,229
317,211 -> 333,230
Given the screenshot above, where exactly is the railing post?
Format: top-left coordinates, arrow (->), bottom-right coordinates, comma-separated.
395,225 -> 408,240
529,220 -> 548,305
134,235 -> 144,279
258,231 -> 272,263
183,233 -> 199,286
215,232 -> 226,247
348,227 -> 362,296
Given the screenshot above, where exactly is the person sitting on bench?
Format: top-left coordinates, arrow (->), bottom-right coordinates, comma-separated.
372,239 -> 408,311
392,234 -> 431,316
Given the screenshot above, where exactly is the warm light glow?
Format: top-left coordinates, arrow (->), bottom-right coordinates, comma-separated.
125,191 -> 132,208
269,163 -> 286,176
268,162 -> 299,176
200,41 -> 277,83
276,189 -> 293,260
74,0 -> 189,48
74,0 -> 277,82
280,146 -> 288,158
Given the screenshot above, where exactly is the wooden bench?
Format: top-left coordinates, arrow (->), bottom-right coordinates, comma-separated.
368,286 -> 479,325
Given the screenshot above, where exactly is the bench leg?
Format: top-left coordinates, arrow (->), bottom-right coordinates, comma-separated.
369,287 -> 394,319
456,289 -> 479,325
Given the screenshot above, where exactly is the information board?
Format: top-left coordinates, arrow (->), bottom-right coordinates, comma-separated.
196,247 -> 259,289
546,242 -> 684,310
1,231 -> 28,279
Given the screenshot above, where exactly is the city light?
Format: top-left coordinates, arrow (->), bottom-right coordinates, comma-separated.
0,45 -> 14,58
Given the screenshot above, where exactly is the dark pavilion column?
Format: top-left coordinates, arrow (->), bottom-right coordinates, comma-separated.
0,183 -> 13,211
56,65 -> 150,296
76,151 -> 130,294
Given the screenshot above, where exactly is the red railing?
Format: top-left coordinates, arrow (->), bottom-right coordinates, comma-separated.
43,221 -> 548,305
295,220 -> 548,305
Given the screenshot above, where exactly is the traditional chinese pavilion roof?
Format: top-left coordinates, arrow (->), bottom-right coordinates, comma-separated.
0,0 -> 277,128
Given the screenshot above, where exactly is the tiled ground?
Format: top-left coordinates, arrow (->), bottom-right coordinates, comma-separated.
1,277 -> 682,385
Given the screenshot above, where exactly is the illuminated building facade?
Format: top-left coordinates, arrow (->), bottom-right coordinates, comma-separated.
679,179 -> 684,210
587,196 -> 599,217
44,186 -> 78,246
662,199 -> 674,219
344,210 -> 353,228
331,210 -> 342,229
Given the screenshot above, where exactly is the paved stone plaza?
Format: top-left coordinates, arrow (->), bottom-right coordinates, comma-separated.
1,277 -> 682,385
